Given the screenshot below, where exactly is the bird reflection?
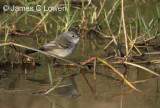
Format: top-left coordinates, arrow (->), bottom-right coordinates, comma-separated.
52,75 -> 80,98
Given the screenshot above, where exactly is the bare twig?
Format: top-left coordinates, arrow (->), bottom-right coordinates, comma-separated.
0,42 -> 84,68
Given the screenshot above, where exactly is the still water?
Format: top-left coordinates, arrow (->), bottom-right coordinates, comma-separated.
0,36 -> 159,108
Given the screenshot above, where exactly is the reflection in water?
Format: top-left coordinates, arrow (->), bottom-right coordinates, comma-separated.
0,62 -> 160,108
52,75 -> 80,98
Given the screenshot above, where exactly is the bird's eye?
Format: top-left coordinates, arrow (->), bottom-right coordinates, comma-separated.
72,35 -> 75,37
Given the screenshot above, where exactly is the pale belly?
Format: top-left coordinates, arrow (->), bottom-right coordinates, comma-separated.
47,45 -> 76,57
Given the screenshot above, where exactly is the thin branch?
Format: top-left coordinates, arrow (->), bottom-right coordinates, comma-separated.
0,42 -> 84,68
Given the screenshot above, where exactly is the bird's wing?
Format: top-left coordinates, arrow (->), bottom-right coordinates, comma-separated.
40,37 -> 71,51
54,34 -> 72,49
39,41 -> 60,51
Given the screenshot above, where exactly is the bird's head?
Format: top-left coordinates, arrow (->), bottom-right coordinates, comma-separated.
63,31 -> 80,44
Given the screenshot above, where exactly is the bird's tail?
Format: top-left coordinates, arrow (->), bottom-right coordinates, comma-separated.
25,49 -> 37,54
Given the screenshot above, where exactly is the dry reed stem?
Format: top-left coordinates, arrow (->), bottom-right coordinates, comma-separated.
93,57 -> 97,80
0,42 -> 84,68
107,0 -> 120,18
124,39 -> 136,60
44,78 -> 63,94
103,39 -> 114,50
97,57 -> 141,92
124,62 -> 160,77
121,0 -> 128,57
27,1 -> 60,35
97,0 -> 106,19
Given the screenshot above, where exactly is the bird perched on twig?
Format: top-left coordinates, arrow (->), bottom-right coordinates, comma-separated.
25,31 -> 80,58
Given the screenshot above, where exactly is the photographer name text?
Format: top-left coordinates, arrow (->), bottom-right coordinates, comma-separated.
3,5 -> 66,12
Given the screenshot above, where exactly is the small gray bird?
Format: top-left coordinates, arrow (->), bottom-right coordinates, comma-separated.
25,31 -> 80,57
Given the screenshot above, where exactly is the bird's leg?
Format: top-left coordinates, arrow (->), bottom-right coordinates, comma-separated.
49,56 -> 58,65
52,57 -> 56,64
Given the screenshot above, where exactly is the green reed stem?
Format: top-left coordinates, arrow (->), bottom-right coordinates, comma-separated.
48,63 -> 53,87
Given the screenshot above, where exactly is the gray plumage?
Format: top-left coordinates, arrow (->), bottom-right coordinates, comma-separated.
25,31 -> 80,57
